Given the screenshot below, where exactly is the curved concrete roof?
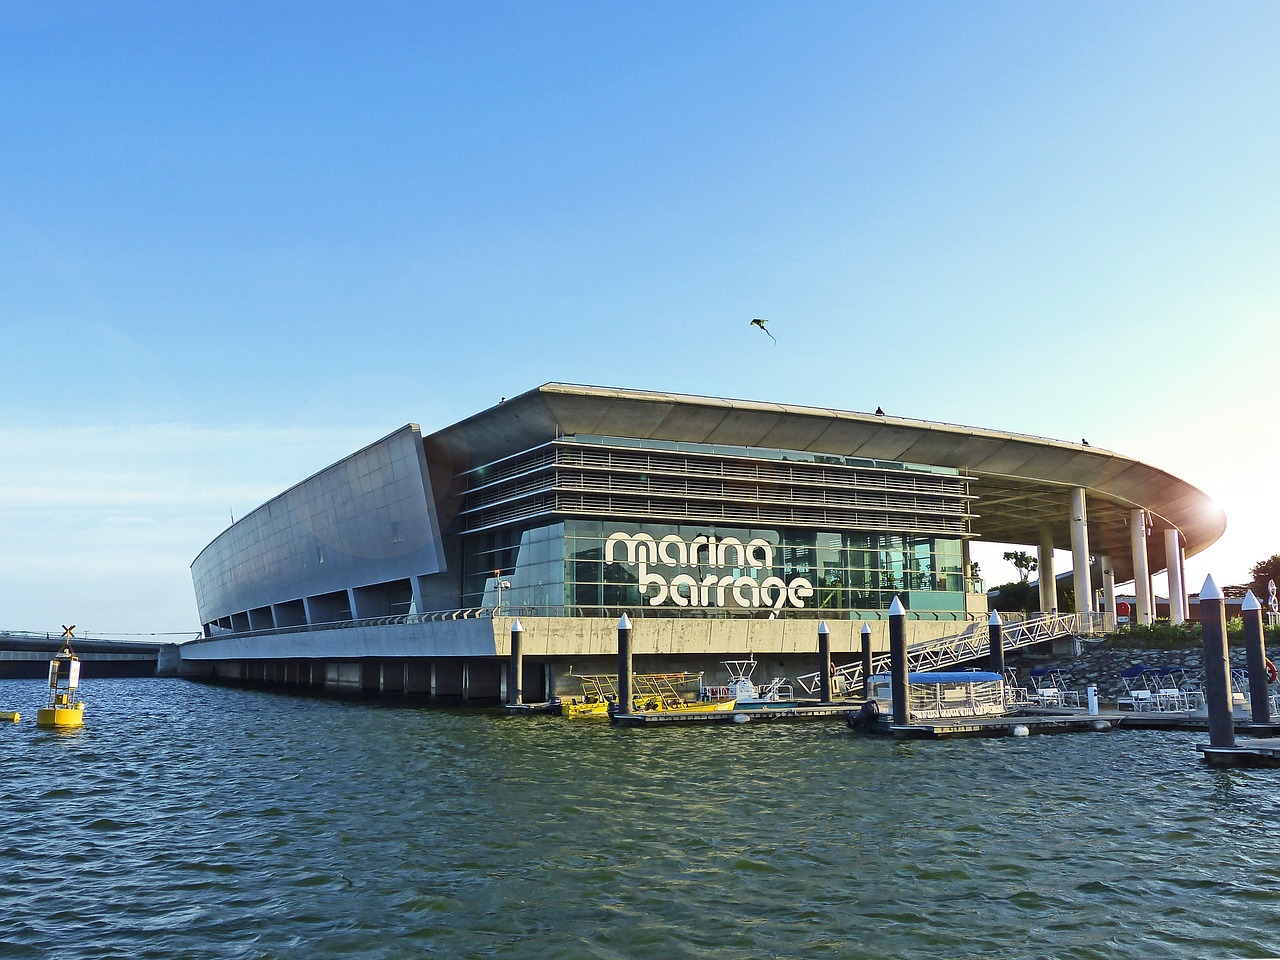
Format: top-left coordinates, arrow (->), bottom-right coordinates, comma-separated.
425,383 -> 1226,583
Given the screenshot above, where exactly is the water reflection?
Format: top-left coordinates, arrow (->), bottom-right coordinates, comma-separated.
0,678 -> 1277,959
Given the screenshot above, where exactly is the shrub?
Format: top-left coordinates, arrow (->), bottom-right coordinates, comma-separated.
1108,618 -> 1280,649
1112,621 -> 1200,650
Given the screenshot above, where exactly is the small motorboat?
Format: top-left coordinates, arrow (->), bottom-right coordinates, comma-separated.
720,658 -> 807,710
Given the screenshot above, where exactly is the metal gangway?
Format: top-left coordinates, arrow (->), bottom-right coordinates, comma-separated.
795,612 -> 1107,697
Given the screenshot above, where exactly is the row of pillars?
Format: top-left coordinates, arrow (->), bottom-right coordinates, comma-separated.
1035,490 -> 1189,626
616,614 -> 881,715
1201,577 -> 1272,748
509,579 -> 1272,740
504,615 -> 880,709
508,601 -> 978,730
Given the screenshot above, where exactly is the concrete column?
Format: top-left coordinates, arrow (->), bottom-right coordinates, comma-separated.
987,610 -> 1004,676
1070,488 -> 1093,614
1130,509 -> 1153,625
860,622 -> 873,697
1199,574 -> 1235,748
507,619 -> 524,706
1242,592 -> 1271,724
1037,525 -> 1058,614
889,597 -> 909,726
1177,544 -> 1189,623
616,614 -> 633,716
818,621 -> 832,703
1165,529 -> 1185,624
1100,556 -> 1117,630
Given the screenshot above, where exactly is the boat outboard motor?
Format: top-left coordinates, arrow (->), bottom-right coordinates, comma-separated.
847,698 -> 880,731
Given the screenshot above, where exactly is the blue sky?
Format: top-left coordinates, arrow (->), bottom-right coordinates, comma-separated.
2,1 -> 1278,635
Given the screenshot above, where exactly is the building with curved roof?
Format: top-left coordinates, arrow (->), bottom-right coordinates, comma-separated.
183,383 -> 1224,698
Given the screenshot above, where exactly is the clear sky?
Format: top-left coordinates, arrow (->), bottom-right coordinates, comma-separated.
2,1 -> 1278,637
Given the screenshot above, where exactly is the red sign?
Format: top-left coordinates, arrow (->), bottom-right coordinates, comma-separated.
1116,601 -> 1132,617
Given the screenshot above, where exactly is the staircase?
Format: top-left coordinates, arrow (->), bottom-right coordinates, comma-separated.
796,612 -> 1109,695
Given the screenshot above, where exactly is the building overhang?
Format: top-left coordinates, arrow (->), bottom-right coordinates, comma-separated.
425,383 -> 1226,584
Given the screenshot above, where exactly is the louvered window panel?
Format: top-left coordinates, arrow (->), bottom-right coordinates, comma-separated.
455,439 -> 973,538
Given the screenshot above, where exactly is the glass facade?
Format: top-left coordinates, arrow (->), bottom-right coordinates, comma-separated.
457,434 -> 974,619
463,519 -> 966,619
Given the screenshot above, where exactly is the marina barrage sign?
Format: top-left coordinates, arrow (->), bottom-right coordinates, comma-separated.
605,532 -> 814,610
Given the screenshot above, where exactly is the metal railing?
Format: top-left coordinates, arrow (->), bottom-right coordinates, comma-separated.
210,604 -> 995,638
796,612 -> 1110,694
193,608 -> 1111,673
195,608 -> 495,643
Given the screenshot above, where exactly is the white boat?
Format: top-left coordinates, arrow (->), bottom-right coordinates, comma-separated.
719,659 -> 809,709
865,670 -> 1008,720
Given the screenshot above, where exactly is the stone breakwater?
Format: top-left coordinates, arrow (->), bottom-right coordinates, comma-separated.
1005,641 -> 1255,705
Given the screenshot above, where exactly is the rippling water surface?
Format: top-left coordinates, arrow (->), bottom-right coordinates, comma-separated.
2,678 -> 1280,959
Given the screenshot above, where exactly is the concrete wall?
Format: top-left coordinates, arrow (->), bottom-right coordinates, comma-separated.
191,425 -> 445,626
178,617 -> 501,662
176,616 -> 973,666
492,615 -> 969,658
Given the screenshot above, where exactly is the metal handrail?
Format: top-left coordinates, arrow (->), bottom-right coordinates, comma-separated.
797,612 -> 1110,693
190,608 -> 1109,668
194,608 -> 496,643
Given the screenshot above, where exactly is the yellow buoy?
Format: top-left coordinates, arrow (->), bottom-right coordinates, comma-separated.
35,642 -> 85,729
1,711 -> 19,722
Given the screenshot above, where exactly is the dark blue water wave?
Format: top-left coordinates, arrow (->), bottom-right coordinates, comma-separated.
1,679 -> 1278,959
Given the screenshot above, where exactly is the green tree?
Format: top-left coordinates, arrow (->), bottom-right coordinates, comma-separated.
1002,550 -> 1038,583
990,580 -> 1038,613
1246,554 -> 1280,605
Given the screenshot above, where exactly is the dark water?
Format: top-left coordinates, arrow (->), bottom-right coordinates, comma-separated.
2,679 -> 1279,960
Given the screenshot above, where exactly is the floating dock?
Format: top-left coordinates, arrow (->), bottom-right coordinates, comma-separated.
607,702 -> 1125,736
879,709 -> 1126,739
1197,738 -> 1280,768
1117,711 -> 1280,734
610,701 -> 862,726
504,701 -> 562,715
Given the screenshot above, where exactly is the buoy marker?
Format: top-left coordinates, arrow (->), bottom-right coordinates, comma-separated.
35,640 -> 86,729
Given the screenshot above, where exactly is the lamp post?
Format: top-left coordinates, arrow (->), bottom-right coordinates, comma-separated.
494,571 -> 512,616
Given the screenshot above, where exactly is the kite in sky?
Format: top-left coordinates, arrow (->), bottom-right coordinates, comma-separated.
750,317 -> 775,342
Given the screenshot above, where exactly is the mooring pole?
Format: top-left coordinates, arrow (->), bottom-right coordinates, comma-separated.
615,613 -> 633,716
507,618 -> 524,706
818,620 -> 832,703
988,609 -> 1005,676
1200,574 -> 1235,748
889,597 -> 909,726
1242,590 -> 1271,725
860,622 -> 872,697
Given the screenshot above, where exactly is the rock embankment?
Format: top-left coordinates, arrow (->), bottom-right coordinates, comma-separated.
1004,640 -> 1254,705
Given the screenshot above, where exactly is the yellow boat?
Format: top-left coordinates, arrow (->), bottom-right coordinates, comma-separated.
560,674 -> 619,718
561,671 -> 723,718
630,673 -> 735,713
36,642 -> 85,729
650,697 -> 737,714
562,693 -> 737,717
561,698 -> 612,719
